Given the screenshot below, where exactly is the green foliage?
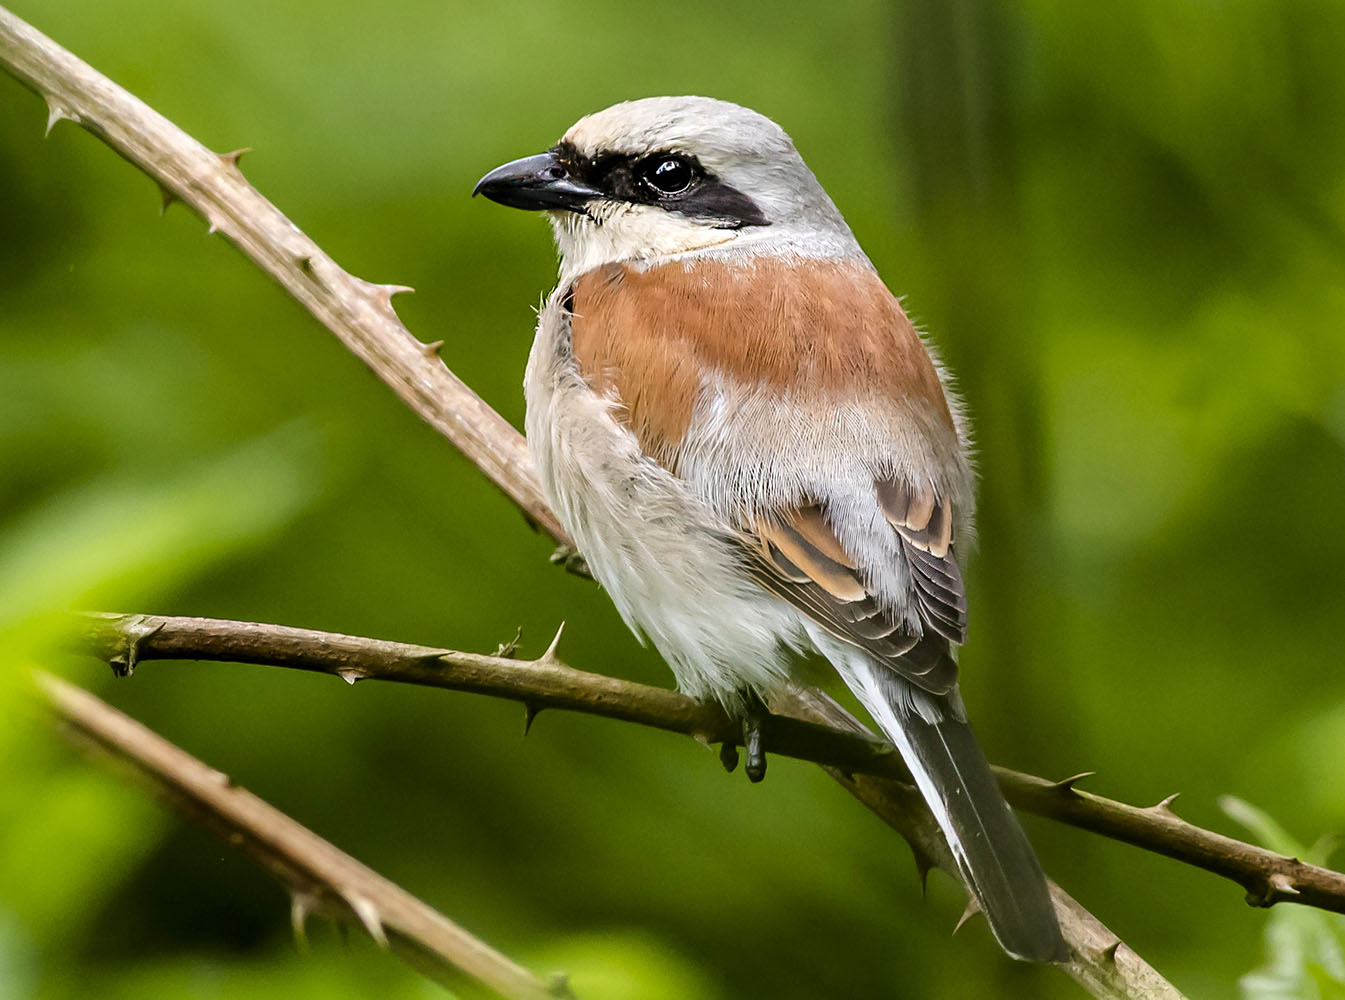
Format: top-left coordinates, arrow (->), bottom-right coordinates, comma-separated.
1225,798 -> 1345,999
0,432 -> 324,998
2,0 -> 1345,997
528,932 -> 727,1000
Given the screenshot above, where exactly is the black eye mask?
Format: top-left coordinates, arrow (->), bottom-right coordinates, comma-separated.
551,142 -> 770,230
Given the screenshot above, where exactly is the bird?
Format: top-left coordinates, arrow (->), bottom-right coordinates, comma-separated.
474,96 -> 1066,963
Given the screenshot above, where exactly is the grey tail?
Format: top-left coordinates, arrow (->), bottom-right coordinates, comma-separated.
851,659 -> 1067,962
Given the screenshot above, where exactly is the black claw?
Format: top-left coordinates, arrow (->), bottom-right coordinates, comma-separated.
738,691 -> 769,783
719,742 -> 740,773
744,715 -> 766,783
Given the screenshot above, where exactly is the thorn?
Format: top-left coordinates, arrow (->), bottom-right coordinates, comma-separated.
343,891 -> 388,949
1269,873 -> 1300,896
913,851 -> 935,898
219,146 -> 252,168
1243,878 -> 1286,908
158,184 -> 179,215
206,218 -> 221,236
420,339 -> 445,358
337,668 -> 361,685
493,626 -> 523,659
44,96 -> 73,136
1050,771 -> 1096,794
207,768 -> 232,787
290,892 -> 313,953
522,702 -> 542,736
1100,939 -> 1121,963
109,615 -> 164,678
1152,792 -> 1181,814
691,731 -> 714,748
719,742 -> 739,773
953,897 -> 982,935
367,281 -> 414,310
537,622 -> 565,665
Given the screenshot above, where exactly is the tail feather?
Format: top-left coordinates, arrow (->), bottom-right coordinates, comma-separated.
819,633 -> 1067,962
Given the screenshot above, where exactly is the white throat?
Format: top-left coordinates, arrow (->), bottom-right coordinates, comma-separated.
549,203 -> 869,283
549,201 -> 743,282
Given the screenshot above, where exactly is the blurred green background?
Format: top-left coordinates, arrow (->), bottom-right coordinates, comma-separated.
3,1 -> 1345,997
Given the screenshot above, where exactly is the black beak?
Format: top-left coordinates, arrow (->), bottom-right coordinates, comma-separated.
472,152 -> 601,213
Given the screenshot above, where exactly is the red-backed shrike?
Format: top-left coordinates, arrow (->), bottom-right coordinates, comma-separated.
476,96 -> 1065,962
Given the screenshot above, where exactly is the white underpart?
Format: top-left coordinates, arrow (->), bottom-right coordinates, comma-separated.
550,203 -> 737,284
525,286 -> 807,707
549,202 -> 867,286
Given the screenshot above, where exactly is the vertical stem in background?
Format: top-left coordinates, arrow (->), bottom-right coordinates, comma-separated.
892,0 -> 1073,767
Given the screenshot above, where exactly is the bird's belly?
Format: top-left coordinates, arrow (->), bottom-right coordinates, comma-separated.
523,317 -> 801,709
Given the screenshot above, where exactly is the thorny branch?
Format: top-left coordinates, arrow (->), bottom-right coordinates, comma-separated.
68,619 -> 1189,1000
36,671 -> 570,1000
75,612 -> 1345,921
0,5 -> 1305,997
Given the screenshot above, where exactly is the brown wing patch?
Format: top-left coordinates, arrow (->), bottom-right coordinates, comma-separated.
568,257 -> 955,472
743,501 -> 961,694
760,509 -> 864,601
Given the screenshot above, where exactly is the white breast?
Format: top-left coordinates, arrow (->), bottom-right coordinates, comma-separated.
524,285 -> 804,709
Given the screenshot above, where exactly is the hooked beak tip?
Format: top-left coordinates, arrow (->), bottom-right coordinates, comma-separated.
474,152 -> 600,213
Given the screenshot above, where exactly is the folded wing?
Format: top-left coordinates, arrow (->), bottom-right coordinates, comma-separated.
741,479 -> 967,693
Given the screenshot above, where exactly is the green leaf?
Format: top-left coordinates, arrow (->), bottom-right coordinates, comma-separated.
1225,797 -> 1345,999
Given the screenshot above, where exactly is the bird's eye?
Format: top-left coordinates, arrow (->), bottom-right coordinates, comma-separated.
639,156 -> 695,196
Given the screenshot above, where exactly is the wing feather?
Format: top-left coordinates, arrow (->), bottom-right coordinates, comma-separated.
740,486 -> 968,694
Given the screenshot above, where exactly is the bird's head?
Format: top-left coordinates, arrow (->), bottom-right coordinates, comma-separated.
474,96 -> 861,278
